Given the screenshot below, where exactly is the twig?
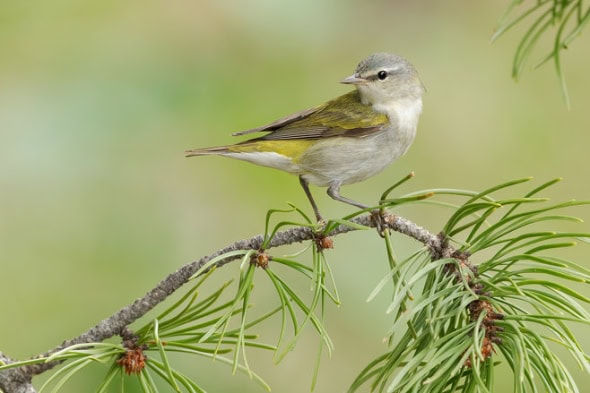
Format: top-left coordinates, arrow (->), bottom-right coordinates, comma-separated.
0,353 -> 36,393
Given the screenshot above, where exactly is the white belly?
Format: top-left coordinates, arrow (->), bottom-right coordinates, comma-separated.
225,151 -> 299,173
299,124 -> 416,187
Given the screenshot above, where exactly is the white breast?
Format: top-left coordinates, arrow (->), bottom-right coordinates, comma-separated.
377,98 -> 423,131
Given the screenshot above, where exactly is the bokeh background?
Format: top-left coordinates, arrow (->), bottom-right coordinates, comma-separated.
1,1 -> 589,392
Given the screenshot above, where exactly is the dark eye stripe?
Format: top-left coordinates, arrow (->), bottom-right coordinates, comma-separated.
365,69 -> 393,81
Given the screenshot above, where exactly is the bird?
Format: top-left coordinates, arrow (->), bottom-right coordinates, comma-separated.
185,53 -> 425,222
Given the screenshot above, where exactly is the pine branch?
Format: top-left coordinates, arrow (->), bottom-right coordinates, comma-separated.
1,178 -> 588,393
0,212 -> 442,393
0,353 -> 36,393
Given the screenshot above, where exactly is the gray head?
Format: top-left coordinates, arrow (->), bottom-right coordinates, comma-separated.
341,53 -> 424,106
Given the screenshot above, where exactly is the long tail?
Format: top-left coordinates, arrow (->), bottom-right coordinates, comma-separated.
184,146 -> 232,157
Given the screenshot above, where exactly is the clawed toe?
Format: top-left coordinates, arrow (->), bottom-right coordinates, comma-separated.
370,209 -> 392,237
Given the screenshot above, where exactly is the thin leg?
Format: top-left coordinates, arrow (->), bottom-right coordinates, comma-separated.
326,183 -> 368,210
299,176 -> 323,222
328,182 -> 387,236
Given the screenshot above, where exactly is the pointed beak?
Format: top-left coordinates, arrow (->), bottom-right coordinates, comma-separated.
340,74 -> 366,85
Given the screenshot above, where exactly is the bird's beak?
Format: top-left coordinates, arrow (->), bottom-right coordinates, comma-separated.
340,74 -> 366,85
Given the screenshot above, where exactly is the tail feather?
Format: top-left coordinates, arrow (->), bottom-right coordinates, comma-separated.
185,146 -> 231,157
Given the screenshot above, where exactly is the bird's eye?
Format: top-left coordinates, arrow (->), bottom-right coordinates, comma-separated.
377,70 -> 388,80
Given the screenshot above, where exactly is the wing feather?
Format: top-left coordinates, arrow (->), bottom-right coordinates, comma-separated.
232,90 -> 389,142
232,107 -> 319,136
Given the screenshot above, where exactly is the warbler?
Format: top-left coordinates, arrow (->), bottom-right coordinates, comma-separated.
185,53 -> 424,221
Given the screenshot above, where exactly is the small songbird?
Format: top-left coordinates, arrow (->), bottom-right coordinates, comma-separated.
185,53 -> 425,222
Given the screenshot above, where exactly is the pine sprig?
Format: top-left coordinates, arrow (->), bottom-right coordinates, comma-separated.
351,178 -> 590,393
493,0 -> 590,107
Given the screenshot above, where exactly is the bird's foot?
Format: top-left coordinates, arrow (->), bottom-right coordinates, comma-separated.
314,218 -> 327,230
370,209 -> 393,237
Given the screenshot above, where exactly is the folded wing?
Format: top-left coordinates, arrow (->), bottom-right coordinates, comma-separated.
233,91 -> 390,142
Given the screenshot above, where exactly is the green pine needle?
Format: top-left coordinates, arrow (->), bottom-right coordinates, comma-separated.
493,0 -> 590,107
352,178 -> 590,393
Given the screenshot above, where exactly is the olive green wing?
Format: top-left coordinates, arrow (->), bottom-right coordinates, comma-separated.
232,106 -> 319,136
234,91 -> 389,141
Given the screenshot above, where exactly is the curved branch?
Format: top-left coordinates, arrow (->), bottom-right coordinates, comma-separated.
0,353 -> 36,393
1,213 -> 444,393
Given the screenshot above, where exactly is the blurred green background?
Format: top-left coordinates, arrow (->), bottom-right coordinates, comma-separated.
1,1 -> 589,392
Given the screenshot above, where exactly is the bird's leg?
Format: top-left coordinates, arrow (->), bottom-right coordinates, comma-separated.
299,177 -> 334,250
327,183 -> 388,236
299,176 -> 323,222
326,182 -> 368,210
